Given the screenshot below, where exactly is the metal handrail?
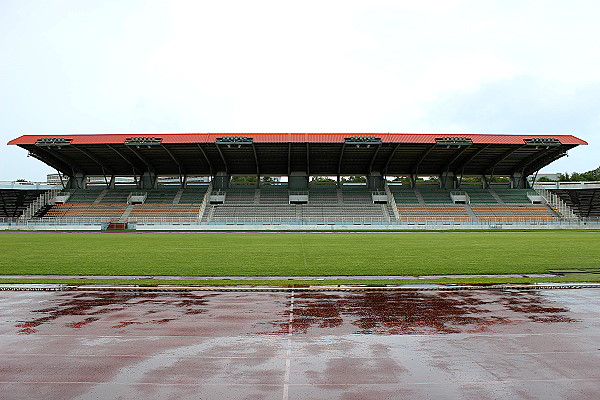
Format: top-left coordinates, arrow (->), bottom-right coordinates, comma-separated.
198,182 -> 213,220
384,182 -> 400,221
534,187 -> 579,220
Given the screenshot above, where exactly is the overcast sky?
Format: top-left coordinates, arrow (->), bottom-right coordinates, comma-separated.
1,0 -> 599,181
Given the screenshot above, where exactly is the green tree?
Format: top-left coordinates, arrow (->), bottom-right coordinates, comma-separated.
341,176 -> 366,183
310,176 -> 335,183
231,176 -> 257,183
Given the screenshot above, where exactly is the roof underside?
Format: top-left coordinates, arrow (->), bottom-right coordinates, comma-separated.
9,133 -> 587,177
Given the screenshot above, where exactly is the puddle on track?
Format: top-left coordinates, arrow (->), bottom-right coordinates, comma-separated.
9,289 -> 581,336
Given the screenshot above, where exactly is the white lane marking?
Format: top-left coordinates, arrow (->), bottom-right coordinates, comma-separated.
283,290 -> 295,400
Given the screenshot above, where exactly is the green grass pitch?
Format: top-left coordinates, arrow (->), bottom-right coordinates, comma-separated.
0,231 -> 598,277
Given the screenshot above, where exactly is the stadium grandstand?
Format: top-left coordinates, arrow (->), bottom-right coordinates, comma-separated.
2,132 -> 598,230
534,181 -> 600,219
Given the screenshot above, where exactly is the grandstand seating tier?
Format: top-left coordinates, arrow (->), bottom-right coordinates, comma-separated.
470,204 -> 556,220
461,188 -> 497,203
396,204 -> 471,220
417,186 -> 453,203
33,185 -> 563,224
0,189 -> 46,218
493,189 -> 532,203
387,185 -> 420,203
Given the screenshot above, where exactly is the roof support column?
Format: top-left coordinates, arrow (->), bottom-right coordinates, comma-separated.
367,171 -> 384,190
510,172 -> 528,189
410,174 -> 416,189
213,171 -> 230,190
481,175 -> 488,189
140,171 -> 157,190
440,171 -> 457,189
68,173 -> 87,189
289,171 -> 308,191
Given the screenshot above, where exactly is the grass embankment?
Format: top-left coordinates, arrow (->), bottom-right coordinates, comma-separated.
0,231 -> 598,285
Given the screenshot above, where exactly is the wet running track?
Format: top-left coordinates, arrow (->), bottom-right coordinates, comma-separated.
1,289 -> 600,399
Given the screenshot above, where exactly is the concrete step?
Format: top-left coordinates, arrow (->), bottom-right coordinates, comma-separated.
173,189 -> 184,204
118,204 -> 135,222
93,189 -> 108,204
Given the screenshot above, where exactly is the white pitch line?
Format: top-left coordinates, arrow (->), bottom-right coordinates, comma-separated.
283,290 -> 295,400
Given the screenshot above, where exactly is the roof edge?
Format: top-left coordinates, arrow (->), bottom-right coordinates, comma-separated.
8,133 -> 588,146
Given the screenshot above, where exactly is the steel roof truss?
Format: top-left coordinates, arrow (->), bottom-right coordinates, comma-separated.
337,143 -> 346,179
368,143 -> 382,173
287,143 -> 291,175
251,142 -> 260,176
73,147 -> 114,175
215,143 -> 228,174
28,148 -> 74,176
442,145 -> 471,174
106,145 -> 143,176
485,145 -> 526,175
196,144 -> 214,176
306,143 -> 310,175
411,144 -> 436,175
383,143 -> 401,175
160,144 -> 185,175
518,147 -> 566,176
127,146 -> 156,174
35,147 -> 85,176
455,144 -> 491,175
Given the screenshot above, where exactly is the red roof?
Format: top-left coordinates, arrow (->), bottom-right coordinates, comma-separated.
7,133 -> 588,146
